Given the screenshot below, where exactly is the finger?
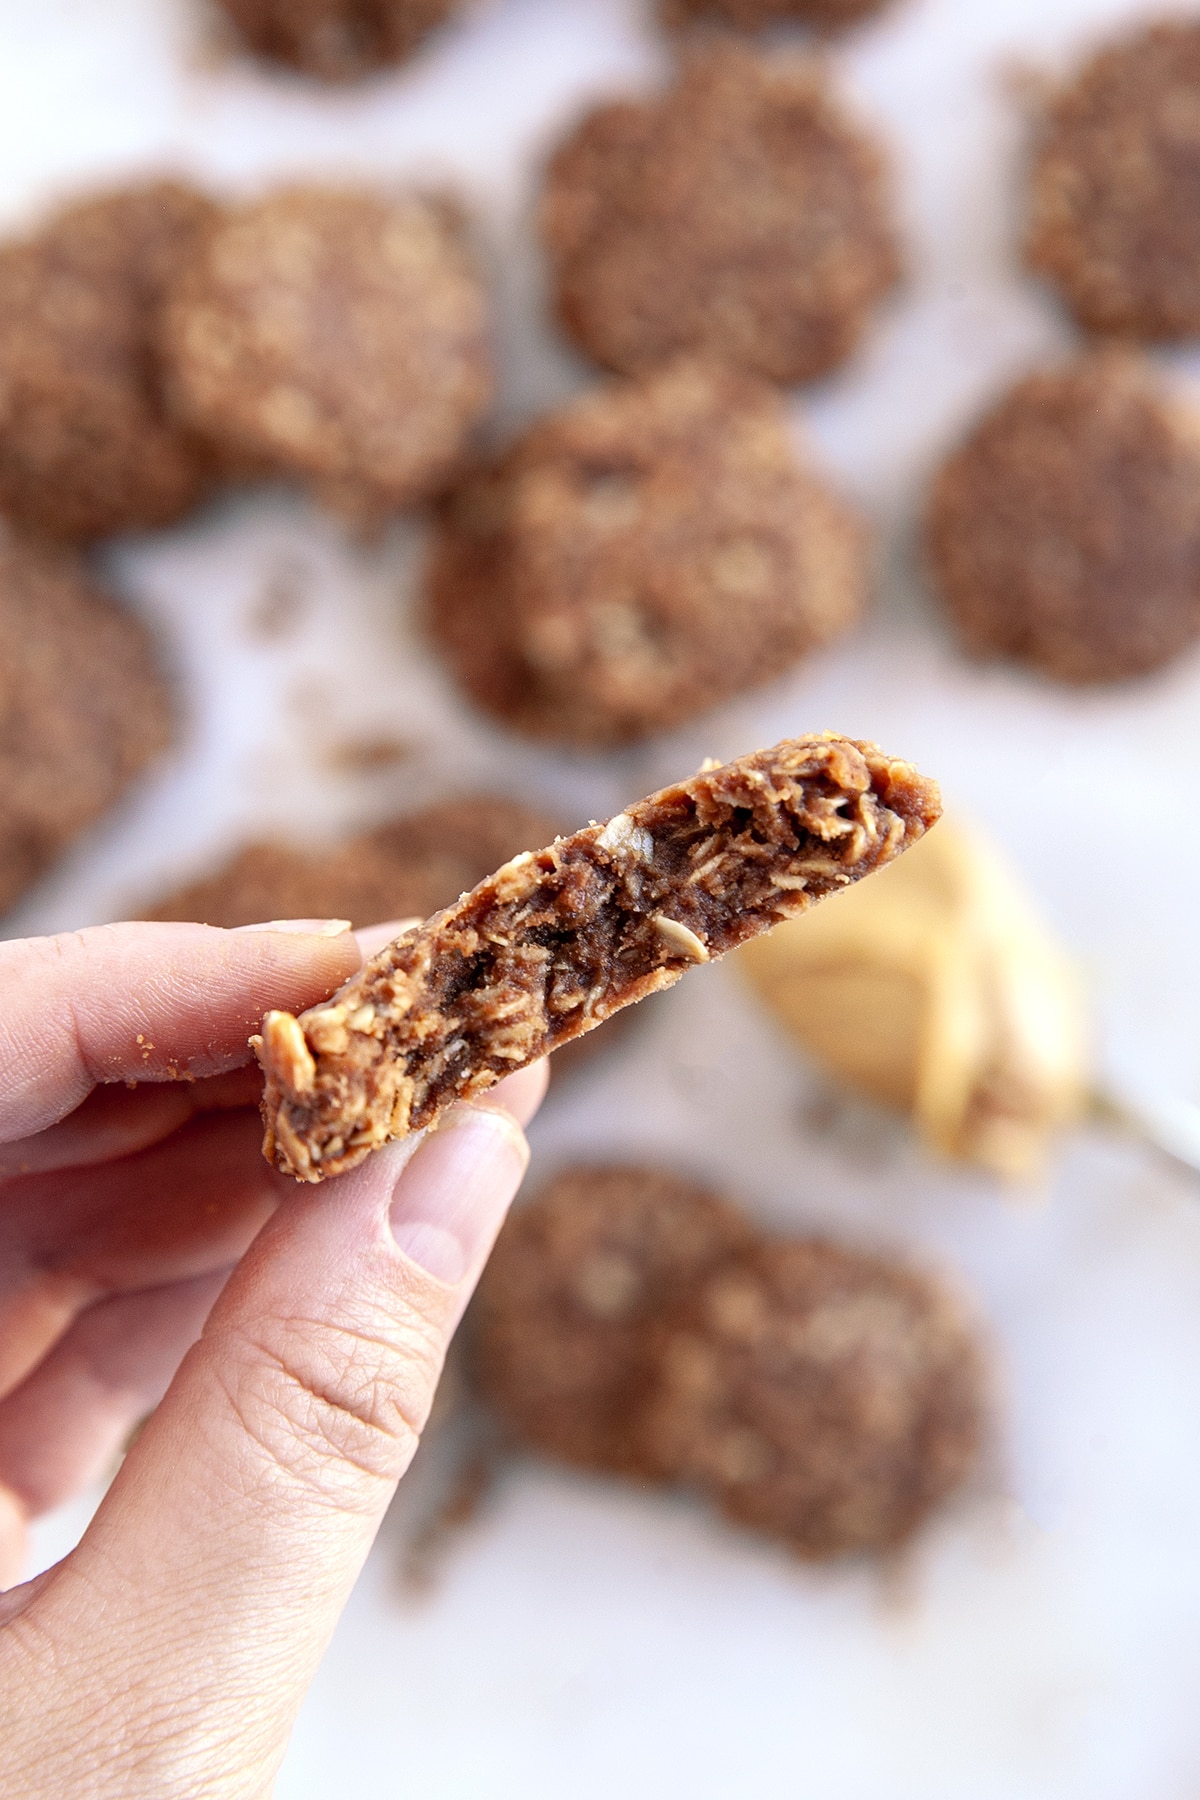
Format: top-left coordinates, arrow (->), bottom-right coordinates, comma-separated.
0,1110 -> 285,1398
0,1066 -> 263,1179
14,1098 -> 538,1791
0,920 -> 361,1143
353,916 -> 423,963
0,1269 -> 228,1520
478,1059 -> 550,1130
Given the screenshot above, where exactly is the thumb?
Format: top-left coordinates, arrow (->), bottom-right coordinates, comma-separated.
16,1099 -> 530,1797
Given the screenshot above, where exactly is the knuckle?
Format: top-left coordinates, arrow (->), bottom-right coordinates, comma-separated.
219,1297 -> 446,1507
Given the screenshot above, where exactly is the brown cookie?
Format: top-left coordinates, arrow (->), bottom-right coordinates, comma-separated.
427,359 -> 867,747
925,353 -> 1200,684
472,1165 -> 754,1477
540,42 -> 901,384
0,530 -> 174,915
1026,21 -> 1200,340
149,794 -> 558,929
256,734 -> 940,1180
161,186 -> 492,522
0,180 -> 219,540
212,0 -> 464,80
642,1237 -> 986,1557
664,0 -> 891,30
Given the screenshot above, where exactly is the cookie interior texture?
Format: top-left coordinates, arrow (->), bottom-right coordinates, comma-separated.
472,1165 -> 754,1477
149,795 -> 559,929
214,0 -> 464,80
257,734 -> 940,1180
925,352 -> 1200,683
0,531 -> 174,915
0,180 -> 219,539
540,41 -> 901,384
161,184 -> 492,520
1026,20 -> 1200,340
427,358 -> 867,747
473,1163 -> 987,1557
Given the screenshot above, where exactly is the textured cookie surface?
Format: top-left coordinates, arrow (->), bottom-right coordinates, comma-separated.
0,532 -> 174,915
473,1165 -> 753,1477
214,0 -> 463,80
427,359 -> 867,746
162,185 -> 492,519
150,796 -> 557,929
541,42 -> 901,384
1026,21 -> 1200,339
926,353 -> 1200,683
664,0 -> 890,28
257,734 -> 940,1180
642,1237 -> 986,1556
0,180 -> 218,539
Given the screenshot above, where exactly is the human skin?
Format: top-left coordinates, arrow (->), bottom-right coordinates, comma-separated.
0,917 -> 545,1798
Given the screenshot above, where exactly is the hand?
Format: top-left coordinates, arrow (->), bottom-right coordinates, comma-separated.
0,919 -> 545,1799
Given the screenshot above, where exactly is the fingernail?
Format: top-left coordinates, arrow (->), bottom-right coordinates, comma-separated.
354,917 -> 423,962
390,1106 -> 529,1285
234,919 -> 353,937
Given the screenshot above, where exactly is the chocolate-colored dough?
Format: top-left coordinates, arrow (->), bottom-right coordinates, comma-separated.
664,0 -> 890,29
473,1165 -> 753,1477
256,734 -> 940,1180
426,359 -> 867,747
0,530 -> 174,915
213,0 -> 464,81
925,353 -> 1200,684
1026,21 -> 1200,340
149,795 -> 558,929
0,180 -> 218,540
161,185 -> 492,521
541,42 -> 901,384
642,1236 -> 986,1557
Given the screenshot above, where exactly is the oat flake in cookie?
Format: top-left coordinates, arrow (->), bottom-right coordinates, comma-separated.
1026,21 -> 1200,341
0,181 -> 218,540
213,0 -> 464,81
541,42 -> 901,385
473,1166 -> 754,1479
926,353 -> 1200,684
427,360 -> 867,747
256,734 -> 940,1180
0,531 -> 173,916
642,1237 -> 986,1557
162,186 -> 492,522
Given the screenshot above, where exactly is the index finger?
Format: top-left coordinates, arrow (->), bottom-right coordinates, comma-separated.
0,922 -> 362,1144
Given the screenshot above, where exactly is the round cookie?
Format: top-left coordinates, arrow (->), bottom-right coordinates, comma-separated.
472,1165 -> 754,1478
0,531 -> 174,916
426,358 -> 867,746
664,0 -> 891,30
540,42 -> 901,384
161,186 -> 492,521
149,794 -> 559,928
0,180 -> 218,540
925,354 -> 1200,684
212,0 -> 464,80
1026,21 -> 1200,340
641,1237 -> 986,1557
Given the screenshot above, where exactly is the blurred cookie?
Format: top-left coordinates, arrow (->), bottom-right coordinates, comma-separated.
149,794 -> 558,928
642,1237 -> 986,1557
1027,21 -> 1200,340
426,359 -> 867,746
0,531 -> 173,915
0,180 -> 218,540
540,42 -> 901,384
212,0 -> 464,80
925,354 -> 1200,683
472,1165 -> 754,1478
161,186 -> 492,522
664,0 -> 891,29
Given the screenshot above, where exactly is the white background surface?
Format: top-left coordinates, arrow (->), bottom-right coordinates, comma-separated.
8,0 -> 1200,1794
